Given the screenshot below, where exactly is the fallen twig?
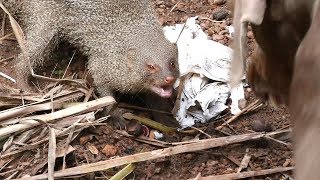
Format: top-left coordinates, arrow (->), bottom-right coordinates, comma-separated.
48,127 -> 56,180
0,113 -> 95,159
22,131 -> 286,179
216,99 -> 262,130
0,32 -> 13,42
190,126 -> 212,138
237,149 -> 251,173
172,73 -> 192,115
0,90 -> 84,122
1,12 -> 5,36
116,130 -> 170,148
0,56 -> 14,63
0,96 -> 115,137
0,71 -> 16,83
189,166 -> 294,179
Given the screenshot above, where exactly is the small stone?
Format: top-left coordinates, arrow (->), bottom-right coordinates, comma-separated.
213,0 -> 226,5
252,119 -> 272,132
124,146 -> 134,154
212,9 -> 229,21
185,154 -> 193,160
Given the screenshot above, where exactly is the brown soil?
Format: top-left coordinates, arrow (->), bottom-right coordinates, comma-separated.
0,0 -> 293,179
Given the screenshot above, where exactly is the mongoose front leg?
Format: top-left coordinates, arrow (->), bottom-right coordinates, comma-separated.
95,87 -> 130,129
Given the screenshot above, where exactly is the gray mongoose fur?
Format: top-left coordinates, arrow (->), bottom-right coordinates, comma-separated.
5,0 -> 179,101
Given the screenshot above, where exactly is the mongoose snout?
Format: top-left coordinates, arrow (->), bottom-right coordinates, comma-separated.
145,57 -> 178,98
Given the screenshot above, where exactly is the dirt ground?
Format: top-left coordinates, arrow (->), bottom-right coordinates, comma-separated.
0,0 -> 293,179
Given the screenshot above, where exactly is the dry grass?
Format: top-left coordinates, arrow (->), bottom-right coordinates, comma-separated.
0,2 -> 293,179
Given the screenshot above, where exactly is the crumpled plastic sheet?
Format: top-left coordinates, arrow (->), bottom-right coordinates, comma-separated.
163,17 -> 244,128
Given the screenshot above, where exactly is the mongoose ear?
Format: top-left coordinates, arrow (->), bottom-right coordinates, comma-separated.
126,48 -> 138,69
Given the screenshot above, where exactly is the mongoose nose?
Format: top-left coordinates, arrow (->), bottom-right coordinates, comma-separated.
164,76 -> 175,84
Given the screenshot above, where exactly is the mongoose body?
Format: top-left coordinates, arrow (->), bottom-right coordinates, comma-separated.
9,0 -> 179,99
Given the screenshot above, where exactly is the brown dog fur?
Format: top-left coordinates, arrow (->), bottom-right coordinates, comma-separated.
231,0 -> 320,179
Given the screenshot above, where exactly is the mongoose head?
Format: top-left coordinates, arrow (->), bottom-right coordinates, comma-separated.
126,42 -> 179,98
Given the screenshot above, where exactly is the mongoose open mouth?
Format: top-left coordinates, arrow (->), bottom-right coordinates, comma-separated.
150,85 -> 173,98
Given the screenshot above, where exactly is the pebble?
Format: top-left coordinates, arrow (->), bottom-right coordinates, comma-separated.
212,9 -> 229,21
252,119 -> 273,132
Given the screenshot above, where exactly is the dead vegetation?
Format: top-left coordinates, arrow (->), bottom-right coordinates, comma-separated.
0,1 -> 294,179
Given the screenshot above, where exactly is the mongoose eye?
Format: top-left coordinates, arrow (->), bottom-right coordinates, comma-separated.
170,61 -> 176,69
147,64 -> 156,71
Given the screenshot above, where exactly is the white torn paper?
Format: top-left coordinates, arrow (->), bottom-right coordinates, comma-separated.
163,17 -> 244,128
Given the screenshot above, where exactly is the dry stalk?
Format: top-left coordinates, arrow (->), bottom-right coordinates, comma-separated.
0,56 -> 14,63
189,167 -> 294,179
22,131 -> 286,179
0,91 -> 84,122
48,127 -> 56,180
0,96 -> 115,137
116,130 -> 170,148
1,11 -> 5,36
0,32 -> 13,42
216,99 -> 262,130
0,71 -> 15,83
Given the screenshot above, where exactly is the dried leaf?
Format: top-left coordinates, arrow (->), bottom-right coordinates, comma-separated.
56,145 -> 75,157
102,144 -> 118,157
2,135 -> 13,152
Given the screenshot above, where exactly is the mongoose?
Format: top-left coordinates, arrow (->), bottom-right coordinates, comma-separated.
7,0 -> 179,108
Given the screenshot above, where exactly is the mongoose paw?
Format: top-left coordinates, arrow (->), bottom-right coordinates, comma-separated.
107,107 -> 132,130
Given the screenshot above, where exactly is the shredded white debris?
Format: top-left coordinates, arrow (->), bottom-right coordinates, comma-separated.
163,17 -> 244,128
